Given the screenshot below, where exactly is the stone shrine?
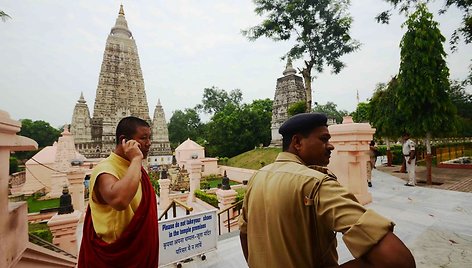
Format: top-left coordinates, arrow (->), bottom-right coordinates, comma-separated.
270,58 -> 306,146
70,4 -> 171,161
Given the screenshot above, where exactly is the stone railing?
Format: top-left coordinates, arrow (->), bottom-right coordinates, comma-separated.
9,171 -> 26,194
9,171 -> 26,186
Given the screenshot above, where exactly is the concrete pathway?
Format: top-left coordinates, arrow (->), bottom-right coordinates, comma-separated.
165,168 -> 472,268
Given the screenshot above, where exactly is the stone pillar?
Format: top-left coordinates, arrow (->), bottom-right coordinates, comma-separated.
328,116 -> 375,205
187,159 -> 202,203
216,188 -> 237,234
0,110 -> 37,268
47,210 -> 81,256
67,167 -> 85,213
159,178 -> 171,209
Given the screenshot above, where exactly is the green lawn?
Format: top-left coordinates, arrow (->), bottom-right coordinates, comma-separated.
200,179 -> 238,189
26,196 -> 60,213
226,147 -> 281,170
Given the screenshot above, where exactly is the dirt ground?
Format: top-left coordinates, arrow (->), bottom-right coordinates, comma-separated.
377,164 -> 472,193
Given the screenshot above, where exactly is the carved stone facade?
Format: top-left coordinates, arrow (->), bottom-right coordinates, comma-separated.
149,99 -> 172,164
70,92 -> 91,144
70,5 -> 171,159
270,59 -> 306,145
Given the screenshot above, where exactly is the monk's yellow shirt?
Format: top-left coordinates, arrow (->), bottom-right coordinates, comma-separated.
89,152 -> 142,243
239,152 -> 394,268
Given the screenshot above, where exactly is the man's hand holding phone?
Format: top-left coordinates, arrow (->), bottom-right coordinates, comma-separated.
122,138 -> 143,161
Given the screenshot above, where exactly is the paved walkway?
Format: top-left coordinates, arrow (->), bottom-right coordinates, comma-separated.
377,159 -> 472,192
167,168 -> 472,268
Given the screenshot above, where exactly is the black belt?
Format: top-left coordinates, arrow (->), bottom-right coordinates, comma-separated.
404,155 -> 410,157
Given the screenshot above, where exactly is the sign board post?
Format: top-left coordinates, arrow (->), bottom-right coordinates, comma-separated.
158,209 -> 218,267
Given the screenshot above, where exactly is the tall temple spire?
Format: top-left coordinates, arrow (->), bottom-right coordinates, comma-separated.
270,59 -> 306,146
111,4 -> 132,38
71,5 -> 171,160
151,97 -> 171,154
283,57 -> 297,76
78,92 -> 86,103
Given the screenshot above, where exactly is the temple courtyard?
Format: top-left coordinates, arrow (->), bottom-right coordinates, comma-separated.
145,168 -> 472,268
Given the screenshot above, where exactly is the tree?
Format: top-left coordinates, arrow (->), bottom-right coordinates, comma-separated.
287,101 -> 307,116
397,3 -> 458,183
369,79 -> 404,139
167,109 -> 204,149
0,10 -> 11,22
244,0 -> 360,111
18,119 -> 61,148
312,101 -> 349,123
369,79 -> 404,166
351,102 -> 371,123
205,99 -> 273,157
449,80 -> 472,136
377,0 -> 472,50
197,86 -> 243,114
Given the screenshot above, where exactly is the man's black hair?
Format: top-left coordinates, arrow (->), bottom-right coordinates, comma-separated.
282,128 -> 314,151
115,116 -> 150,145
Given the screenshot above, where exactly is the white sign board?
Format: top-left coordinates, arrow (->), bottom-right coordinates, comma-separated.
158,209 -> 218,267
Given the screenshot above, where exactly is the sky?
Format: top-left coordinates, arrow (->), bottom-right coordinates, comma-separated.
1,0 -> 471,128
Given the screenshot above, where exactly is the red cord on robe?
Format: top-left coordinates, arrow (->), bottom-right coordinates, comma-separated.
78,167 -> 159,268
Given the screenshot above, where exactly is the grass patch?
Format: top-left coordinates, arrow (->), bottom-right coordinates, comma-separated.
27,196 -> 60,213
227,147 -> 281,170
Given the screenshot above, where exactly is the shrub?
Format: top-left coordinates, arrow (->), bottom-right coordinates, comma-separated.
377,145 -> 404,165
30,229 -> 53,243
29,223 -> 53,243
234,189 -> 246,211
149,172 -> 160,196
195,190 -> 218,208
9,157 -> 19,175
200,181 -> 211,190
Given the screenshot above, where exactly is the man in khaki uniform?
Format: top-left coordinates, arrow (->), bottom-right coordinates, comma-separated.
239,113 -> 415,268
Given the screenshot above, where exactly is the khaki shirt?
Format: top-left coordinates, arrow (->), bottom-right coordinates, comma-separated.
239,152 -> 394,268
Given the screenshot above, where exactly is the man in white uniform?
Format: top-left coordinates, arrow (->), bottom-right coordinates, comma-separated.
402,132 -> 416,186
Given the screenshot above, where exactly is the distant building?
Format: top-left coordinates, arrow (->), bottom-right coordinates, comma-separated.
175,138 -> 218,176
70,4 -> 171,161
270,58 -> 306,146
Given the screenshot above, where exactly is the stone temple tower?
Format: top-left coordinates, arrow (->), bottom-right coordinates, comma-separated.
270,58 -> 306,146
149,99 -> 172,165
70,92 -> 91,144
70,5 -> 171,161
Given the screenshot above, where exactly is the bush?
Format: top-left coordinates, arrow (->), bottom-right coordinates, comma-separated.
30,229 -> 53,243
149,172 -> 160,196
218,157 -> 229,165
9,157 -> 19,175
377,145 -> 404,165
234,189 -> 246,211
29,223 -> 53,243
200,181 -> 211,190
195,190 -> 218,208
